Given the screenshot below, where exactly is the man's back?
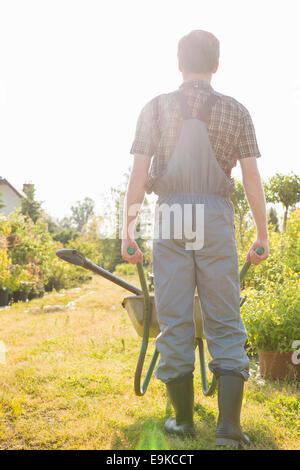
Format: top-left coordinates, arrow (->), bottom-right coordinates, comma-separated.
130,79 -> 261,194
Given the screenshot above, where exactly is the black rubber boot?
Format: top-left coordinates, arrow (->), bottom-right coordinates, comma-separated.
215,375 -> 251,448
164,375 -> 195,438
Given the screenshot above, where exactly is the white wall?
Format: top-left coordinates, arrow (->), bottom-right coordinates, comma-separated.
0,184 -> 22,216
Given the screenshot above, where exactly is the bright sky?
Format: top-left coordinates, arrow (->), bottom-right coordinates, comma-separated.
1,0 -> 299,219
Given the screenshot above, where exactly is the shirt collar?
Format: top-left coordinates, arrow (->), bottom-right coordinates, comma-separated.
179,79 -> 213,92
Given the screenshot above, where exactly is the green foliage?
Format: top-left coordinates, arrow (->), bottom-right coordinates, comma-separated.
53,227 -> 79,245
0,219 -> 12,289
267,207 -> 279,232
241,271 -> 300,353
21,185 -> 43,223
71,197 -> 95,231
265,173 -> 300,232
67,216 -> 103,266
0,211 -> 90,298
231,180 -> 250,249
8,212 -> 52,266
284,208 -> 300,274
50,216 -> 80,245
240,209 -> 300,355
0,249 -> 11,290
268,394 -> 300,432
42,256 -> 89,292
239,208 -> 300,290
265,173 -> 300,209
114,263 -> 137,277
8,264 -> 37,294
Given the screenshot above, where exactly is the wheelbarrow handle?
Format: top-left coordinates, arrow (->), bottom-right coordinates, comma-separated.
239,246 -> 264,282
56,249 -> 142,296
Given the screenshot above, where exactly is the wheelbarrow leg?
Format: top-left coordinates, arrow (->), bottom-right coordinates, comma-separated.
134,262 -> 159,396
197,338 -> 217,396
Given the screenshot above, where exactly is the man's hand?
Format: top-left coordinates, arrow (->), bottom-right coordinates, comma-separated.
121,238 -> 143,264
246,237 -> 269,265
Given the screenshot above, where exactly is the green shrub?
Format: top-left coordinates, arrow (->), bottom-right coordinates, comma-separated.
5,211 -> 90,295
114,263 -> 137,277
0,249 -> 11,290
237,208 -> 300,290
42,256 -> 89,292
8,264 -> 37,294
67,238 -> 103,267
241,270 -> 300,353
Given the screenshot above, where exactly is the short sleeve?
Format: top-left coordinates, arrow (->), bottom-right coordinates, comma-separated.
130,98 -> 160,158
236,109 -> 261,160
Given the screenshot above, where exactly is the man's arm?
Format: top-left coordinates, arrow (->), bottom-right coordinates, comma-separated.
121,154 -> 151,264
240,157 -> 269,264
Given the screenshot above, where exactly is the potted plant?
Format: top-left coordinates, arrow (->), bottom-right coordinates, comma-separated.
23,263 -> 44,300
242,275 -> 300,380
28,281 -> 45,300
0,249 -> 11,306
8,265 -> 35,303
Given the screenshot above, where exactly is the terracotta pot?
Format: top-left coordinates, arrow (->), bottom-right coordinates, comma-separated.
259,351 -> 300,380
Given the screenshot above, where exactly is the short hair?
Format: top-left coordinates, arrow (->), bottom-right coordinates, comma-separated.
177,30 -> 220,73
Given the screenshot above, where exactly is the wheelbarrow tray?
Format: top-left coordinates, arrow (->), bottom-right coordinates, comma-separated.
122,294 -> 204,339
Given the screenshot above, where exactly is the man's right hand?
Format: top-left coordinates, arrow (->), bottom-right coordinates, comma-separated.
246,237 -> 269,265
121,238 -> 143,265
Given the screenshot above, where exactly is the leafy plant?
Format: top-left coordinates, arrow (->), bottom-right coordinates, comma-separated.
0,249 -> 11,290
8,264 -> 36,294
268,394 -> 300,432
114,263 -> 137,277
241,271 -> 300,353
21,184 -> 43,223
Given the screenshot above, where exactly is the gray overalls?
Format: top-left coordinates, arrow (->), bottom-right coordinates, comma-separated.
152,91 -> 250,383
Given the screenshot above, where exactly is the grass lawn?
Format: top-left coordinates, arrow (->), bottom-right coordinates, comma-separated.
0,274 -> 299,450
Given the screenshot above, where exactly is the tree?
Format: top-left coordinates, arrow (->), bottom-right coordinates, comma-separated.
50,216 -> 79,245
71,197 -> 95,232
231,180 -> 250,250
265,173 -> 300,232
21,185 -> 43,223
52,227 -> 79,245
267,207 -> 279,232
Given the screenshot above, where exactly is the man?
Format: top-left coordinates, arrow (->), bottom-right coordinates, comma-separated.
122,30 -> 269,448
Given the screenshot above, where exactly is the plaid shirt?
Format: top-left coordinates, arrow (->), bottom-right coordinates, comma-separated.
130,80 -> 261,194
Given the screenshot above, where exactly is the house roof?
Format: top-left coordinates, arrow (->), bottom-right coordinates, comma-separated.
0,177 -> 26,199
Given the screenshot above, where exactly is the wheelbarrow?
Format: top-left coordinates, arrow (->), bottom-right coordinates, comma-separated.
56,245 -> 263,397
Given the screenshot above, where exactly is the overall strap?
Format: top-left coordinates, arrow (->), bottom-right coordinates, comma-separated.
198,93 -> 220,122
175,90 -> 221,122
